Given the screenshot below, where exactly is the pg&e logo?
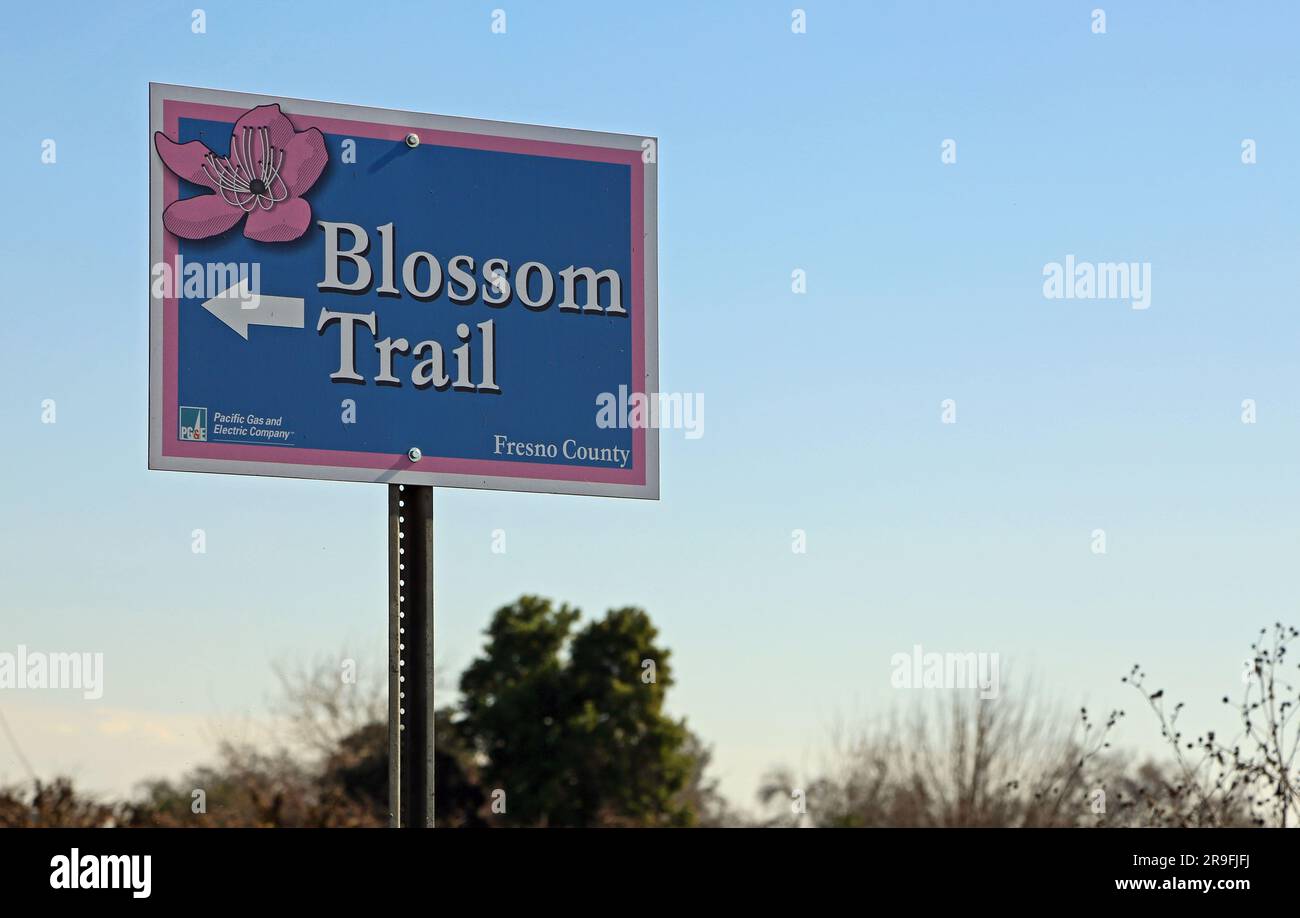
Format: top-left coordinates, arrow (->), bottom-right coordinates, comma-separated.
179,406 -> 208,442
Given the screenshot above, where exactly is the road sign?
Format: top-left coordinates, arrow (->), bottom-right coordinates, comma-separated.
149,84 -> 658,499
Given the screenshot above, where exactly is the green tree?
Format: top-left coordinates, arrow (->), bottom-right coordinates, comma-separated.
458,595 -> 697,826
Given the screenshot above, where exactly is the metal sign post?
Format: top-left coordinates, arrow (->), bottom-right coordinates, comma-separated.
388,484 -> 435,827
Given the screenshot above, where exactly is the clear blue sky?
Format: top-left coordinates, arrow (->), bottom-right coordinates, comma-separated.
2,1 -> 1299,808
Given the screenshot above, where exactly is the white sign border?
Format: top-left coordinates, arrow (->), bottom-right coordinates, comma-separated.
149,83 -> 659,499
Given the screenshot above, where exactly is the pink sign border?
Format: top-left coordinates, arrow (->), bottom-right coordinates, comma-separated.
159,98 -> 647,487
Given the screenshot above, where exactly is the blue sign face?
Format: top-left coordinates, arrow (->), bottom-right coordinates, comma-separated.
149,85 -> 658,499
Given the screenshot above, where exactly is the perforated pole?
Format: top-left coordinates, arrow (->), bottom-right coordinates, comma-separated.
388,484 -> 435,827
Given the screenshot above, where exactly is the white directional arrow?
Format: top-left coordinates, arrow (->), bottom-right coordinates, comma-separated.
201,277 -> 305,340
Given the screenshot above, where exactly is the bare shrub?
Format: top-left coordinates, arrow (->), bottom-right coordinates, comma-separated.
760,684 -> 1120,827
1121,623 -> 1299,827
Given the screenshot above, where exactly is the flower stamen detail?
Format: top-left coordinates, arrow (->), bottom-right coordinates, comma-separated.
200,126 -> 289,213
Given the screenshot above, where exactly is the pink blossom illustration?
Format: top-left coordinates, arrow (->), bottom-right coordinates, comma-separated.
154,103 -> 327,243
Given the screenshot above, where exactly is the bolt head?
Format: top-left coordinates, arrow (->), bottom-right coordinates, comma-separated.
404,133 -> 420,148
407,447 -> 422,462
